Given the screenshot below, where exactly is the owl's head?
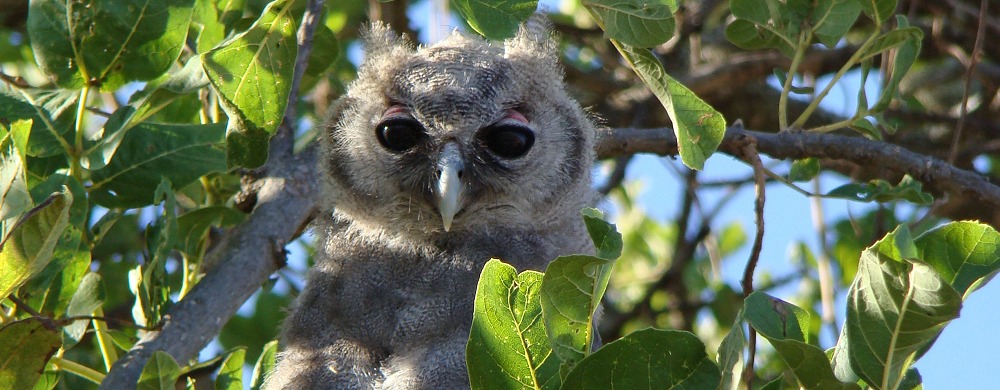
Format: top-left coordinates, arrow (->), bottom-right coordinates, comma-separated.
322,20 -> 596,238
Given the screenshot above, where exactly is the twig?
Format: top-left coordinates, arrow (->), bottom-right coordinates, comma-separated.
810,178 -> 839,343
732,130 -> 766,390
947,0 -> 988,164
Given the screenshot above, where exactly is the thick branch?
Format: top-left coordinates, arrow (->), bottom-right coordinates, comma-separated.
596,127 -> 1000,210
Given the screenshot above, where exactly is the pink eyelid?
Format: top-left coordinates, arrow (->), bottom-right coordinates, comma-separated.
504,109 -> 529,124
382,104 -> 409,117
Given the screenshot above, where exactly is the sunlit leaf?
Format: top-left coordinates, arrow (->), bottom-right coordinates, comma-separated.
613,43 -> 725,170
468,259 -> 558,390
585,0 -> 676,48
451,0 -> 538,40
561,328 -> 721,389
28,0 -> 196,90
137,351 -> 181,390
0,191 -> 71,299
202,0 -> 298,168
0,319 -> 61,390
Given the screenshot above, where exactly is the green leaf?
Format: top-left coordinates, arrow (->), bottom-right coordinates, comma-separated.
914,221 -> 1000,298
613,43 -> 725,169
825,175 -> 932,205
540,255 -> 613,375
861,27 -> 923,63
0,191 -> 72,299
788,157 -> 820,182
849,117 -> 881,139
585,0 -> 676,48
725,0 -> 798,55
0,90 -> 76,158
17,227 -> 89,318
202,0 -> 298,167
62,272 -> 105,348
811,0 -> 862,48
580,208 -> 623,260
215,348 -> 246,390
250,340 -> 278,390
299,24 -> 340,92
744,292 -> 860,390
832,226 -> 962,390
716,320 -> 745,390
176,206 -> 246,257
467,259 -> 558,390
0,319 -> 62,390
859,0 -> 897,24
28,173 -> 87,230
28,0 -> 196,90
872,17 -> 922,112
192,0 -> 227,53
1,120 -> 32,239
137,351 -> 181,390
561,328 -> 721,389
451,0 -> 538,40
89,122 -> 226,208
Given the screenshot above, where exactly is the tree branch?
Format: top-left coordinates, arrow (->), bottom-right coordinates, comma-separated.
596,127 -> 1000,211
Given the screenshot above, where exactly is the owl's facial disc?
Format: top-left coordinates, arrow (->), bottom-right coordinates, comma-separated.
436,142 -> 465,232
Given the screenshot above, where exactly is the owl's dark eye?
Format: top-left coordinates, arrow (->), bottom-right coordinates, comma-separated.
478,124 -> 535,159
376,118 -> 426,152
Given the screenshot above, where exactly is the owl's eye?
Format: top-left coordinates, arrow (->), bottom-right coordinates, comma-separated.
376,118 -> 426,152
479,124 -> 535,158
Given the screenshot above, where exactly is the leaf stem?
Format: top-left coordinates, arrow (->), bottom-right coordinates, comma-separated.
92,307 -> 119,372
71,84 -> 91,179
779,33 -> 811,131
51,356 -> 106,384
792,31 -> 879,129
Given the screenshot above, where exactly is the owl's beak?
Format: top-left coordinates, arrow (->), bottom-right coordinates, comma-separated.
436,143 -> 465,232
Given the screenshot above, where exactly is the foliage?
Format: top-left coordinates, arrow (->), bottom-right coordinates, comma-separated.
1,0 -> 997,389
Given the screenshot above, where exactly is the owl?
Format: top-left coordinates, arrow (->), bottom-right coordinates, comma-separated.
266,19 -> 597,389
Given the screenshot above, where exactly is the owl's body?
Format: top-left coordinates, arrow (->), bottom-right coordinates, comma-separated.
267,21 -> 596,389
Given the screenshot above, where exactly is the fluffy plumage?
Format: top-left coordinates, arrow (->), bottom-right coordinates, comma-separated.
267,20 -> 597,389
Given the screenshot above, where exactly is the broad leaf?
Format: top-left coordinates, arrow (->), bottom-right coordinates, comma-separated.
467,259 -> 558,390
89,123 -> 226,208
451,0 -> 538,40
716,320 -> 745,390
859,0 -> 897,24
861,27 -> 923,63
872,17 -> 922,111
17,227 -> 88,318
585,0 -> 676,48
0,319 -> 61,390
726,0 -> 799,55
62,272 -> 105,348
789,157 -> 820,182
176,206 -> 246,257
0,90 -> 75,158
137,351 -> 181,390
811,0 -> 862,48
580,208 -> 623,260
833,226 -> 962,390
215,348 -> 246,390
202,0 -> 298,168
561,328 -> 721,389
1,120 -> 32,239
613,43 -> 725,169
28,0 -> 196,90
0,191 -> 72,299
250,340 -> 278,390
540,255 -> 613,375
914,221 -> 1000,297
826,175 -> 933,205
744,292 -> 860,390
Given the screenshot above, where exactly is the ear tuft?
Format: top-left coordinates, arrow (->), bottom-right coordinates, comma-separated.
504,14 -> 558,65
361,22 -> 414,63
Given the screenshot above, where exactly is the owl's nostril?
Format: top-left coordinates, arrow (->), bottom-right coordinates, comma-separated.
457,170 -> 464,179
